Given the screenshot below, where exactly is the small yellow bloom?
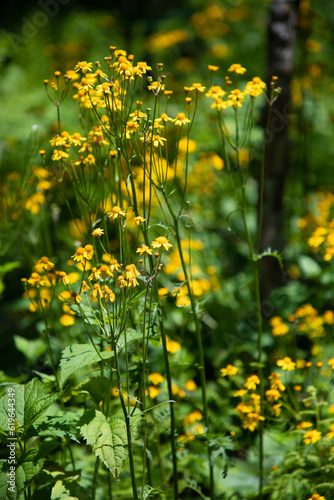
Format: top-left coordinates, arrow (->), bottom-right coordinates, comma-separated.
148,385 -> 160,399
242,412 -> 265,432
183,410 -> 202,427
307,494 -> 326,500
326,423 -> 334,439
136,245 -> 153,256
70,291 -> 82,304
244,375 -> 260,391
152,236 -> 173,251
276,357 -> 296,371
184,379 -> 197,391
173,112 -> 191,126
303,429 -> 321,445
148,373 -> 164,385
165,336 -> 181,353
133,216 -> 146,226
228,63 -> 246,75
74,61 -> 93,73
92,228 -> 104,237
191,83 -> 206,92
71,245 -> 94,264
328,358 -> 334,369
60,314 -> 75,326
265,389 -> 281,403
108,206 -> 126,220
34,256 -> 55,273
220,364 -> 239,377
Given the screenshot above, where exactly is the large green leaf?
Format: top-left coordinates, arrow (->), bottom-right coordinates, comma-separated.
79,410 -> 128,477
59,344 -> 114,389
23,379 -> 59,430
0,449 -> 44,500
0,379 -> 58,436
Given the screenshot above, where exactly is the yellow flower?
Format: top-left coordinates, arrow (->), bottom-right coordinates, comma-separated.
165,336 -> 181,353
328,358 -> 334,369
303,429 -> 321,445
271,403 -> 282,417
191,83 -> 206,92
60,314 -> 75,326
242,412 -> 265,432
307,494 -> 326,500
220,364 -> 239,377
152,236 -> 173,251
228,63 -> 246,75
133,216 -> 146,226
116,275 -> 128,288
108,206 -> 126,220
136,245 -> 153,256
92,228 -> 104,237
52,149 -> 69,161
228,89 -> 245,109
326,423 -> 334,439
70,291 -> 82,304
34,256 -> 55,273
276,357 -> 296,371
183,410 -> 202,427
173,112 -> 191,126
268,372 -> 286,392
124,264 -> 140,287
233,389 -> 247,398
71,245 -> 94,264
102,285 -> 115,303
91,283 -> 103,299
265,389 -> 281,403
74,61 -> 93,73
208,65 -> 219,72
148,385 -> 160,399
244,375 -> 260,390
148,373 -> 164,385
184,379 -> 197,391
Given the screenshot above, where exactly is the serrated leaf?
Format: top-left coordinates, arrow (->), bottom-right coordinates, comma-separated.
0,380 -> 57,436
59,344 -> 113,388
51,480 -> 78,500
0,449 -> 45,499
36,415 -> 80,443
23,379 -> 59,430
79,410 -> 128,477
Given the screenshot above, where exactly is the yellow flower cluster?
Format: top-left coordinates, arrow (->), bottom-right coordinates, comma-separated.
206,67 -> 266,111
269,304 -> 334,340
299,192 -> 334,261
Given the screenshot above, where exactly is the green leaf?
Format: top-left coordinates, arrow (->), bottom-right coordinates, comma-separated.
23,379 -> 59,430
79,410 -> 128,477
80,376 -> 111,407
0,449 -> 45,499
13,336 -> 45,365
51,480 -> 78,500
298,255 -> 322,279
59,344 -> 114,389
0,380 -> 58,436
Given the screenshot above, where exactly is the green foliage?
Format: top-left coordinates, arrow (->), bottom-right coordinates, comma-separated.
78,410 -> 129,478
59,343 -> 113,389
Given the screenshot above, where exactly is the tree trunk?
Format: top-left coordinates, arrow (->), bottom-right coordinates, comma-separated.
260,0 -> 300,298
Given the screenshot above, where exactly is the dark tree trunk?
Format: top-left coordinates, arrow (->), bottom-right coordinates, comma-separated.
259,0 -> 300,298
